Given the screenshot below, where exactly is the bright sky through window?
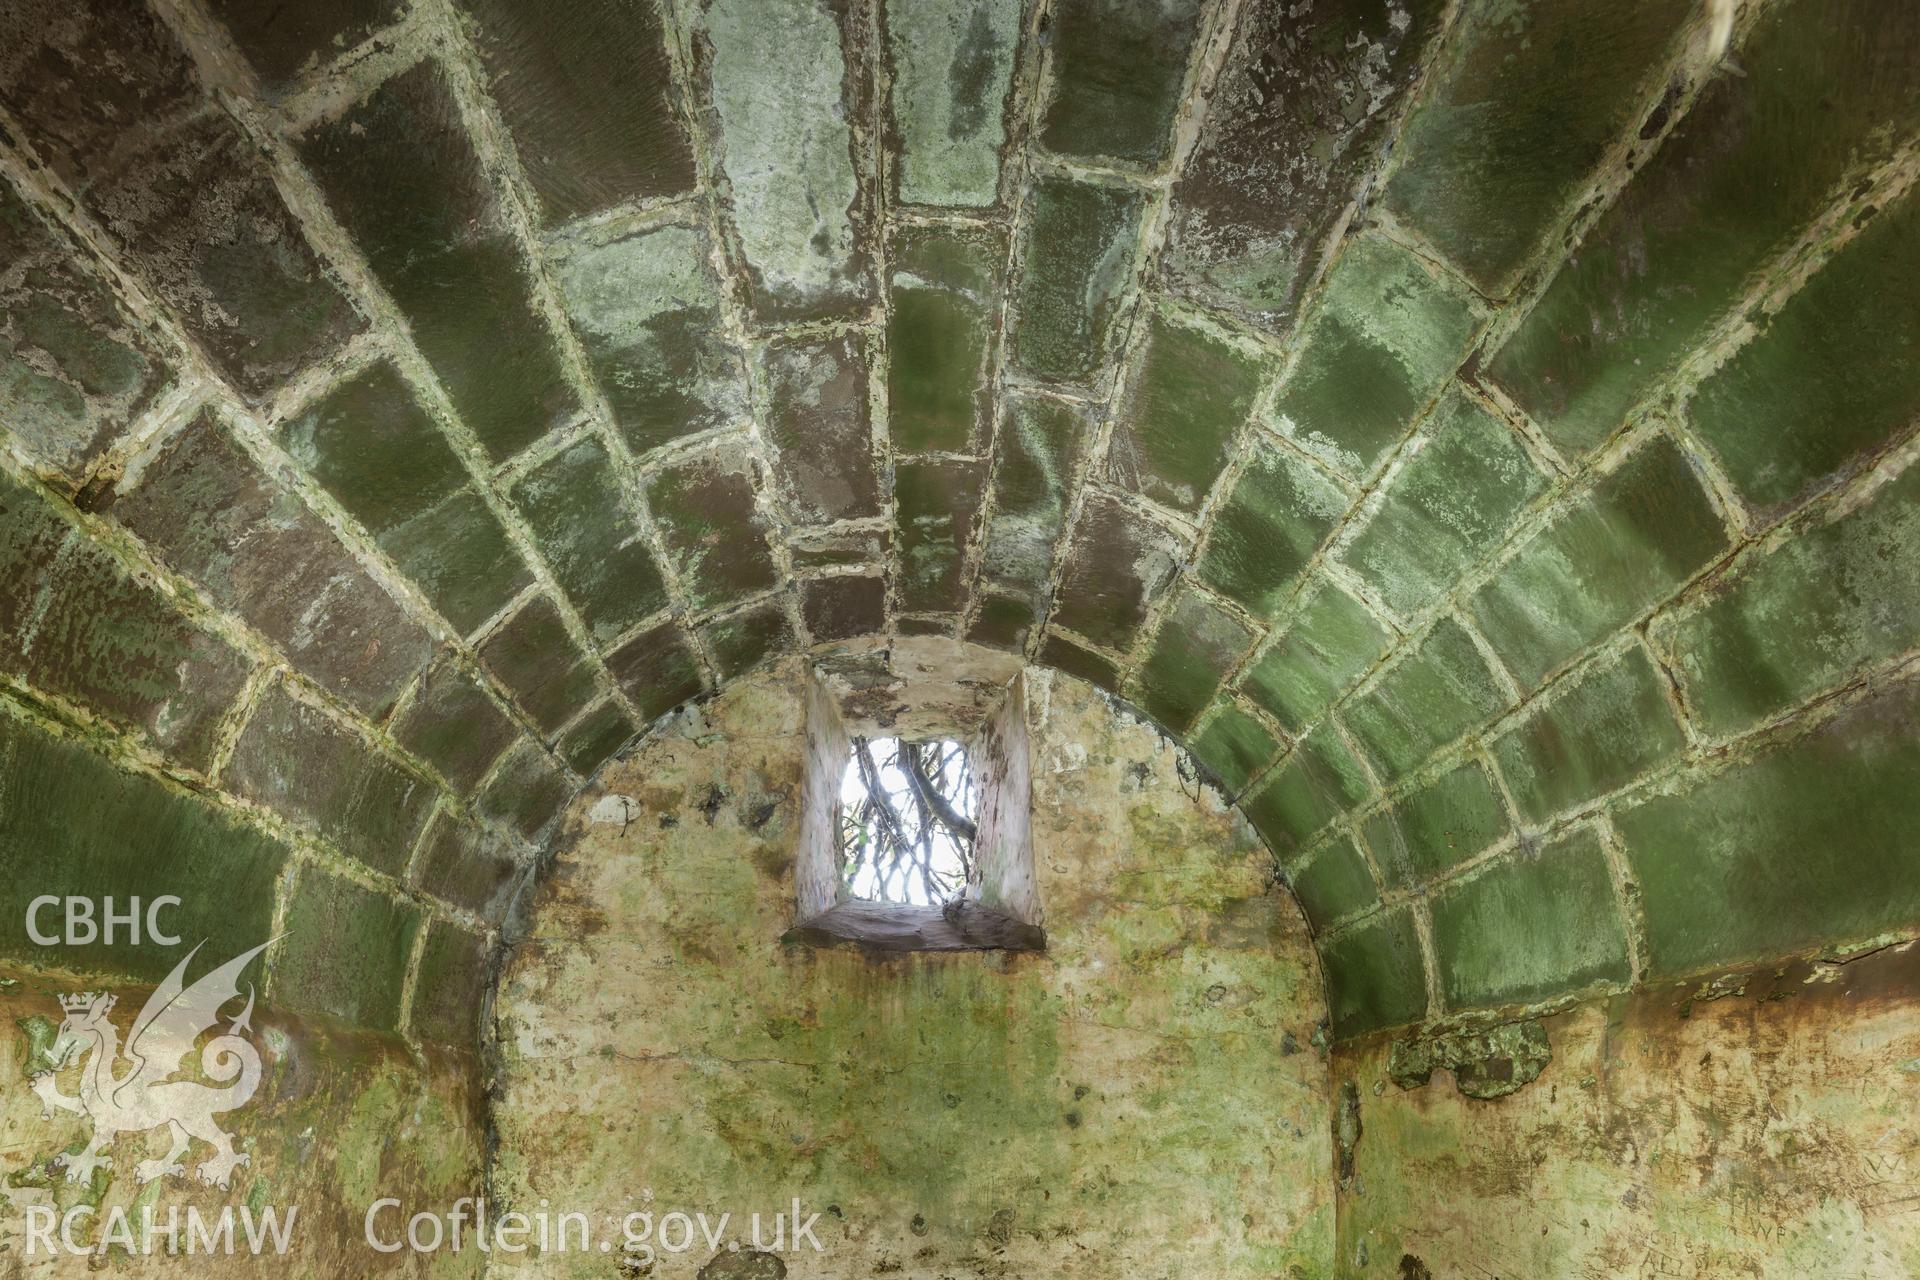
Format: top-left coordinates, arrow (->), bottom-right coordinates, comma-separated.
837,737 -> 977,906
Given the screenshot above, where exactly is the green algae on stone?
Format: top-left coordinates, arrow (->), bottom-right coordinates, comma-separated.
885,0 -> 1021,207
556,698 -> 638,776
1486,0 -> 1920,455
1429,826 -> 1630,1008
1166,0 -> 1446,328
556,223 -> 748,453
379,488 -> 531,637
107,411 -> 432,718
980,391 -> 1089,601
1322,906 -> 1427,1036
1107,308 -> 1266,513
1469,435 -> 1726,691
0,710 -> 285,983
0,180 -> 166,479
1188,698 -> 1281,796
274,869 -> 421,1032
886,222 -> 1002,453
1195,439 -> 1349,621
1491,644 -> 1686,824
226,682 -> 436,878
392,656 -> 519,795
1286,834 -> 1379,933
1386,1019 -> 1552,1100
1039,0 -> 1205,169
701,0 -> 869,321
1269,234 -> 1485,478
413,808 -> 524,923
1239,575 -> 1393,731
605,620 -> 705,721
0,471 -> 250,769
1361,757 -> 1508,890
477,738 -> 573,840
461,0 -> 694,223
1657,457 -> 1920,739
1048,492 -> 1189,652
1130,587 -> 1257,735
1008,176 -> 1148,386
300,63 -> 577,459
511,436 -> 669,640
476,596 -> 599,733
894,456 -> 986,613
1617,677 -> 1920,980
1381,0 -> 1694,296
1242,723 -> 1371,855
646,450 -> 777,613
701,599 -> 795,680
1342,616 -> 1510,782
1685,185 -> 1920,517
1341,387 -> 1547,620
758,334 -> 881,522
409,918 -> 490,1048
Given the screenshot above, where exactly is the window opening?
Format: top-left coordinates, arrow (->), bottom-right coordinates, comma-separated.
837,736 -> 977,906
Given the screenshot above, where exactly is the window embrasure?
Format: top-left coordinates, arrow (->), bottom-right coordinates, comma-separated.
789,672 -> 1043,954
837,736 -> 977,907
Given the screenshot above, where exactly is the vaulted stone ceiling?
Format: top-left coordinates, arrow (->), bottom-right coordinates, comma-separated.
0,0 -> 1915,1048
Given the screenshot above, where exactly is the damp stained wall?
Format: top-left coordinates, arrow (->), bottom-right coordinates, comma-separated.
1331,943 -> 1920,1279
493,660 -> 1333,1278
0,965 -> 486,1277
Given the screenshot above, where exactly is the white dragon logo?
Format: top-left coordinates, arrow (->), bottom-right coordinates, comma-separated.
30,940 -> 271,1190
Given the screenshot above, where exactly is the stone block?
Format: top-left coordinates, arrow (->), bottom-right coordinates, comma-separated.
758,334 -> 881,523
604,621 -> 704,721
1038,0 -> 1204,168
1269,235 -> 1484,478
646,450 -> 776,613
1361,758 -> 1508,889
512,436 -> 668,641
1165,0 -> 1445,326
698,0 -> 871,321
886,223 -> 1001,453
1287,835 -> 1378,934
1343,616 -> 1510,781
0,709 -> 286,982
461,0 -> 694,222
1239,575 -> 1392,732
301,63 -> 579,460
1341,388 -> 1547,620
1195,439 -> 1348,620
0,180 -> 167,479
226,683 -> 436,877
884,0 -> 1022,207
1487,0 -> 1920,454
1242,724 -> 1370,855
1048,493 -> 1188,652
894,457 -> 986,613
1658,458 -> 1920,738
1469,435 -> 1726,689
1492,644 -> 1685,823
392,655 -> 520,795
108,411 -> 433,717
1007,176 -> 1147,385
1131,587 -> 1257,735
1321,906 -> 1427,1037
1107,309 -> 1266,513
1429,826 -> 1630,1008
476,596 -> 598,733
274,869 -> 420,1032
555,223 -> 747,453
